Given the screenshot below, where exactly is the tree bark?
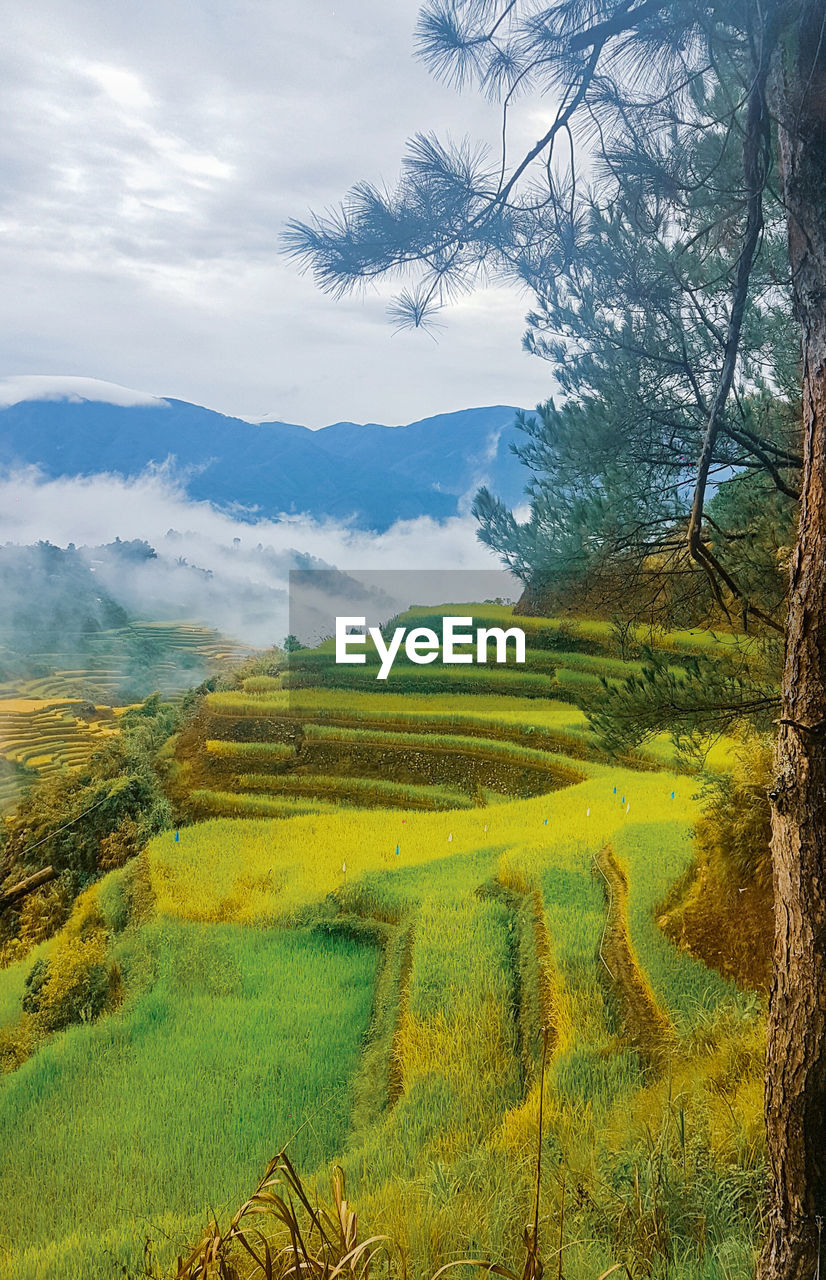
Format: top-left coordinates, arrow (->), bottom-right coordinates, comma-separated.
762,7 -> 826,1278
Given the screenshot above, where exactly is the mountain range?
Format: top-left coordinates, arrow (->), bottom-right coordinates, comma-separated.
0,378 -> 529,530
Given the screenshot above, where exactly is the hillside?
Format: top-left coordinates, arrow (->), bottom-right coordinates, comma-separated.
0,542 -> 250,690
0,378 -> 527,530
0,543 -> 252,811
0,605 -> 770,1280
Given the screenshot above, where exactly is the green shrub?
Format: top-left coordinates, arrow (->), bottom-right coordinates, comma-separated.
25,935 -> 111,1031
21,958 -> 50,1014
695,735 -> 773,889
20,891 -> 120,1034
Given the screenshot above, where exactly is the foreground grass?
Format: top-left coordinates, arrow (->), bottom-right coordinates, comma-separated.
0,920 -> 377,1280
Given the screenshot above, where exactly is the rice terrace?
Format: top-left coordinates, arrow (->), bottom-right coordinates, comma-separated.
0,604 -> 769,1280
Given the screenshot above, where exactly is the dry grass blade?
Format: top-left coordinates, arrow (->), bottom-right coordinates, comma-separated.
595,1266 -> 634,1280
173,1152 -> 389,1280
170,1144 -> 635,1280
430,1262 -> 520,1280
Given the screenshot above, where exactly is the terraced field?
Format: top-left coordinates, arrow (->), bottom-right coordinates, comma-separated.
0,698 -> 119,811
0,622 -> 251,810
2,621 -> 250,704
0,606 -> 763,1280
180,607 -> 737,819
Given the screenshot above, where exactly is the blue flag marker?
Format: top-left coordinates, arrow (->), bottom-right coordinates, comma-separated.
174,830 -> 179,842
613,786 -> 617,794
395,844 -> 399,857
543,818 -> 548,826
621,796 -> 625,805
671,791 -> 675,799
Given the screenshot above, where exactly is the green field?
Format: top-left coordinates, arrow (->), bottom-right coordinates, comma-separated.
0,914 -> 376,1278
0,605 -> 764,1280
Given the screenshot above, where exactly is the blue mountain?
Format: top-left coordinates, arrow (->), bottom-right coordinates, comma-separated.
0,381 -> 528,530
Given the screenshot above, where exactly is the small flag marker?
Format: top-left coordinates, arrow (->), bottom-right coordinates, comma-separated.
613,787 -> 617,795
174,830 -> 179,842
671,791 -> 675,799
543,818 -> 548,826
621,796 -> 625,804
626,803 -> 630,813
586,807 -> 590,817
395,844 -> 399,857
448,832 -> 453,842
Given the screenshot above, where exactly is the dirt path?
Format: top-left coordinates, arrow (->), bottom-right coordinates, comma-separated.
594,844 -> 675,1074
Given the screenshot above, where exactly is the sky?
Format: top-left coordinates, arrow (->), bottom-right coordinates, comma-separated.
0,0 -> 558,428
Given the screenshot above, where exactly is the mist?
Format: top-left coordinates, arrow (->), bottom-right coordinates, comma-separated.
0,467 -> 516,647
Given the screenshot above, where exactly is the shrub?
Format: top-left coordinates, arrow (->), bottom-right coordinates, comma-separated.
695,736 -> 773,889
98,815 -> 141,871
21,891 -> 119,1033
16,878 -> 72,950
21,957 -> 50,1014
26,933 -> 111,1031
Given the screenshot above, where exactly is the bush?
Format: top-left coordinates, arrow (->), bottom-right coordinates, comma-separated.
16,878 -> 72,950
21,891 -> 119,1033
96,866 -> 132,934
98,815 -> 141,871
695,735 -> 773,889
21,957 -> 50,1014
26,934 -> 111,1031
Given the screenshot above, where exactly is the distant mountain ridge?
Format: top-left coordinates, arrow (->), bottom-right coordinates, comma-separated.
0,378 -> 528,530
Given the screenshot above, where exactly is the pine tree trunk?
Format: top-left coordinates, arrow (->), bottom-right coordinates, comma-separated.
761,8 -> 826,1278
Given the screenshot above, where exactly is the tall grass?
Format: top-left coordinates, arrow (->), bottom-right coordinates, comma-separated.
612,822 -> 744,1031
189,788 -> 340,820
0,921 -> 377,1280
206,686 -> 591,739
284,663 -> 553,698
205,738 -> 295,761
338,891 -> 528,1266
145,767 -> 683,926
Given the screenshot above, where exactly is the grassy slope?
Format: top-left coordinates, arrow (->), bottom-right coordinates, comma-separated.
0,606 -> 762,1279
0,921 -> 376,1280
146,767 -> 688,925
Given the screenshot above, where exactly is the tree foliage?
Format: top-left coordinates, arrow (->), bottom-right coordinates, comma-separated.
0,694 -> 178,963
286,0 -> 802,634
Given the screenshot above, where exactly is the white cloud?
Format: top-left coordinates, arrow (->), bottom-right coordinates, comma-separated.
83,62 -> 153,112
0,1 -> 558,427
0,467 -> 511,645
0,375 -> 169,409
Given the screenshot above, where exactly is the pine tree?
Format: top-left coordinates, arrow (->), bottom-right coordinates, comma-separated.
286,6 -> 826,1276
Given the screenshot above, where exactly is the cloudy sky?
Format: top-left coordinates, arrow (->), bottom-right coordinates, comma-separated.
0,1 -> 557,428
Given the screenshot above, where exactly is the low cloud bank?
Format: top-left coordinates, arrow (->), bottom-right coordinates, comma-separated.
0,375 -> 169,410
0,467 -> 513,647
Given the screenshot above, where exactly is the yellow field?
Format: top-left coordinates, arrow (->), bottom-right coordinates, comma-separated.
149,764 -> 685,923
